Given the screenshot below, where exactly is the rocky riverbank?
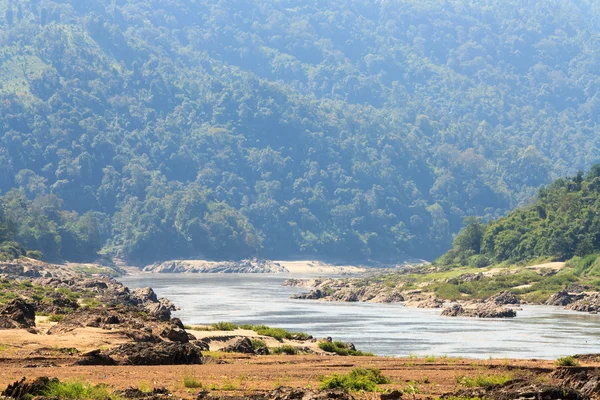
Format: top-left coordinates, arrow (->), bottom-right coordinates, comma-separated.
283,263 -> 600,319
144,258 -> 289,273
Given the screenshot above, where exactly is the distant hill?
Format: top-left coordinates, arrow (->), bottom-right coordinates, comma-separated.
1,0 -> 600,264
439,164 -> 600,267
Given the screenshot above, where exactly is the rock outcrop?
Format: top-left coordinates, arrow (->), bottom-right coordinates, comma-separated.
144,258 -> 289,274
0,299 -> 36,329
106,342 -> 204,365
441,302 -> 517,318
553,367 -> 600,398
544,290 -> 584,306
565,292 -> 600,314
286,279 -> 441,307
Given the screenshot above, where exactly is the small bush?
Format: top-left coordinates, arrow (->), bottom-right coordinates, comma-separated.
42,380 -> 117,399
318,341 -> 373,356
249,338 -> 267,350
271,345 -> 298,355
555,356 -> 580,367
250,325 -> 309,341
456,374 -> 512,388
48,314 -> 65,322
183,376 -> 203,389
319,368 -> 390,392
211,322 -> 238,331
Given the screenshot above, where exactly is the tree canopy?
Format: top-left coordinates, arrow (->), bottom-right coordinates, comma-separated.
440,165 -> 600,267
0,0 -> 599,264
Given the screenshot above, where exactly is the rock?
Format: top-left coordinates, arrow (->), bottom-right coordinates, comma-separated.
131,287 -> 159,304
492,291 -> 520,305
144,258 -> 289,274
441,303 -> 517,318
443,378 -> 588,400
544,290 -> 584,306
161,326 -> 189,343
553,367 -> 600,398
565,292 -> 600,313
2,377 -> 57,399
106,342 -> 203,365
380,390 -> 403,400
74,353 -> 117,366
0,299 -> 36,329
222,337 -> 256,354
192,340 -> 210,351
267,386 -> 354,400
147,302 -> 172,321
292,289 -> 326,300
116,387 -> 173,399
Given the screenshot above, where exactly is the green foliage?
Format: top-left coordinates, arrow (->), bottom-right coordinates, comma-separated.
48,314 -> 65,322
211,322 -> 238,331
182,376 -> 203,389
456,374 -> 512,388
42,380 -> 119,400
318,341 -> 373,356
555,356 -> 580,367
319,368 -> 390,392
249,338 -> 267,350
2,0 -> 600,264
441,166 -> 600,265
271,345 -> 298,355
250,325 -> 309,341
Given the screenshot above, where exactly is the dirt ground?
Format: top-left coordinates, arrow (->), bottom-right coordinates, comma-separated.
0,322 -> 587,400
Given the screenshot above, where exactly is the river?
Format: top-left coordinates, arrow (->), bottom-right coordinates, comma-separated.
120,273 -> 600,359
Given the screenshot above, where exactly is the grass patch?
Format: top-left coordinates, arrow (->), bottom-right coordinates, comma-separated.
555,356 -> 580,367
456,374 -> 512,388
319,368 -> 390,392
211,321 -> 238,331
271,345 -> 298,355
42,380 -> 119,399
249,338 -> 267,350
183,375 -> 203,389
318,341 -> 373,356
48,314 -> 65,322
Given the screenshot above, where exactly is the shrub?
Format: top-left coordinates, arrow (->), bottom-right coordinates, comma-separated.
555,356 -> 580,367
318,341 -> 373,356
183,376 -> 203,389
211,322 -> 238,331
271,345 -> 298,355
42,380 -> 117,399
249,338 -> 267,350
251,325 -> 309,341
48,314 -> 65,322
320,368 -> 390,392
456,374 -> 512,388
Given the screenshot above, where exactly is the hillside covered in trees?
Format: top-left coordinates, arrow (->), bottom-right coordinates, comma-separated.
440,165 -> 600,267
1,0 -> 600,264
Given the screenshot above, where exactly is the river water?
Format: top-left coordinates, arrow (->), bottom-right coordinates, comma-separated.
120,274 -> 600,359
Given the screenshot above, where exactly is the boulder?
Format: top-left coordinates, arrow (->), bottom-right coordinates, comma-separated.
268,386 -> 354,400
492,291 -> 520,305
544,290 -> 583,306
292,289 -> 326,300
160,326 -> 189,343
116,387 -> 173,399
565,292 -> 600,314
553,367 -> 600,397
106,342 -> 203,365
441,303 -> 516,318
0,299 -> 36,329
2,377 -> 57,399
222,337 -> 256,354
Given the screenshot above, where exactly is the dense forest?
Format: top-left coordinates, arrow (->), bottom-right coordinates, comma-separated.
1,0 -> 600,264
440,165 -> 600,267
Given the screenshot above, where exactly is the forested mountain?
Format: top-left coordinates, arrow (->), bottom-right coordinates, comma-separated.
440,165 -> 600,267
1,0 -> 600,264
